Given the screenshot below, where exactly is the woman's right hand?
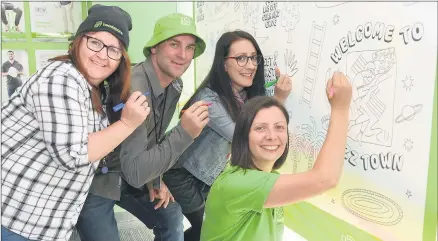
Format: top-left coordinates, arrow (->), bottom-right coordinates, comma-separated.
120,91 -> 150,129
326,71 -> 352,113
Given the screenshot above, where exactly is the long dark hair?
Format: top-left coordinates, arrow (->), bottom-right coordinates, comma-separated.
180,30 -> 266,121
50,33 -> 131,121
230,96 -> 289,171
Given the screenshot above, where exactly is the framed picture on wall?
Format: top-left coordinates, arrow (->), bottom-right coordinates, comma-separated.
30,2 -> 83,41
1,49 -> 29,102
35,49 -> 68,69
1,1 -> 26,41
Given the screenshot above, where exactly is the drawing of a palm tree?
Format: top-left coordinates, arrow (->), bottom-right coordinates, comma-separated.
300,117 -> 325,170
288,116 -> 325,173
288,126 -> 307,173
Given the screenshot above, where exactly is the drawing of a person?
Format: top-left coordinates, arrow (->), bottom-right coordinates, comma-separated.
1,2 -> 23,32
349,49 -> 395,145
2,50 -> 24,97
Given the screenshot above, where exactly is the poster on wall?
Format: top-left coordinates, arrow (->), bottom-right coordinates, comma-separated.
1,49 -> 29,103
30,2 -> 82,41
195,2 -> 437,241
35,49 -> 68,69
1,1 -> 26,41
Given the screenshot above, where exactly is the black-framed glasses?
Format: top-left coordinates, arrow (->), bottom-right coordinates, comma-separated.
84,35 -> 123,60
225,55 -> 262,67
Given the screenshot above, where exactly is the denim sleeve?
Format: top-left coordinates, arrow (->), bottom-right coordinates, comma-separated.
198,89 -> 235,142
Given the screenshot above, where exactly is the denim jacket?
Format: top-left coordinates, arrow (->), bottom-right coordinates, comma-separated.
176,87 -> 236,186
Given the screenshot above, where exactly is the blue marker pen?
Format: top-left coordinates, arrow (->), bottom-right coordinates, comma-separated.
112,92 -> 150,112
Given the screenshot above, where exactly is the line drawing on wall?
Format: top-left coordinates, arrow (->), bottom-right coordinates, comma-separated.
395,104 -> 423,124
209,2 -> 230,21
321,114 -> 330,131
402,76 -> 414,90
406,190 -> 412,198
346,48 -> 397,147
288,116 -> 325,173
195,2 -> 205,23
242,2 -> 269,44
315,2 -> 349,8
333,14 -> 340,25
300,21 -> 327,108
403,138 -> 414,151
281,3 -> 300,43
223,20 -> 240,32
234,2 -> 240,12
205,30 -> 218,57
342,188 -> 403,226
284,49 -> 298,77
287,127 -> 302,174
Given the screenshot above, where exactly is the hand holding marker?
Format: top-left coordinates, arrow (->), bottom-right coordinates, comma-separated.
326,68 -> 335,99
264,67 -> 334,98
264,67 -> 280,88
113,92 -> 150,112
181,102 -> 213,114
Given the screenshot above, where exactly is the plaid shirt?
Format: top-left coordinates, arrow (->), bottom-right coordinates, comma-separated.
1,61 -> 108,241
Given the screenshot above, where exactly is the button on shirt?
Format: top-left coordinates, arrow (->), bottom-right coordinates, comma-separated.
1,60 -> 107,241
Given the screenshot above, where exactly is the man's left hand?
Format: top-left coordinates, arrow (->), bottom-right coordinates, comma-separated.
146,179 -> 175,210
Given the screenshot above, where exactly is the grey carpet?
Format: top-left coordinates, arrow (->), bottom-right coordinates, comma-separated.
69,211 -> 155,241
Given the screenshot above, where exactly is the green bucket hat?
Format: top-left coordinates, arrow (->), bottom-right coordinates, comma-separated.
143,13 -> 206,59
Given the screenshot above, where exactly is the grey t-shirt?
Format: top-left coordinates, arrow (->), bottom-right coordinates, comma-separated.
2,60 -> 23,86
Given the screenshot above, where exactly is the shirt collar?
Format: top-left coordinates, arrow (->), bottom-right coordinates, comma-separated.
142,57 -> 164,98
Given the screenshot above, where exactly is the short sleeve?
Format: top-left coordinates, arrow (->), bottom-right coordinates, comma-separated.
217,167 -> 280,214
2,62 -> 8,72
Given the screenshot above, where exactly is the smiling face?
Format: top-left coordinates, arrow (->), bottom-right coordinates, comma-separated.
225,38 -> 258,91
249,106 -> 288,171
77,31 -> 122,86
151,34 -> 196,81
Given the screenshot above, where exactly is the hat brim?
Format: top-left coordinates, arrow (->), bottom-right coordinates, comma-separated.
143,31 -> 206,59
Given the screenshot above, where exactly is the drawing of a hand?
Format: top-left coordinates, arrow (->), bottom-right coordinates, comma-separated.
284,49 -> 298,77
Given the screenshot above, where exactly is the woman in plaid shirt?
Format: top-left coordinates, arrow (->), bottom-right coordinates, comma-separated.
1,5 -> 150,241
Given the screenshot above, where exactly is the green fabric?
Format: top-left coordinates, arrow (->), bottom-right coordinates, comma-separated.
200,165 -> 284,241
143,13 -> 206,58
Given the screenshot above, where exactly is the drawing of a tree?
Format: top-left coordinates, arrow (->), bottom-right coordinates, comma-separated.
288,126 -> 306,173
281,3 -> 300,43
288,117 -> 325,173
300,117 -> 325,170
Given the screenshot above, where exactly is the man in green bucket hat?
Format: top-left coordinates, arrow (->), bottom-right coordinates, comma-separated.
143,13 -> 206,59
77,13 -> 209,241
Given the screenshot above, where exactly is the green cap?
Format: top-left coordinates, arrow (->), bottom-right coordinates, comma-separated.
143,13 -> 206,59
